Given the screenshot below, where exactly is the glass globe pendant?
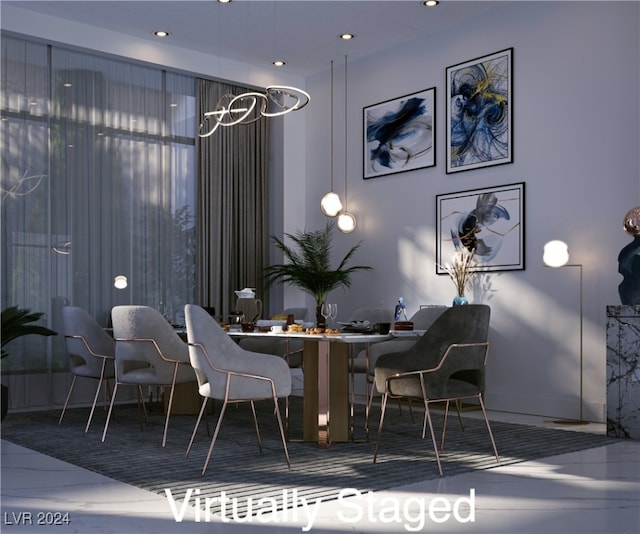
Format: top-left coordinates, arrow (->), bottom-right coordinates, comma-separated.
338,211 -> 356,233
321,191 -> 342,216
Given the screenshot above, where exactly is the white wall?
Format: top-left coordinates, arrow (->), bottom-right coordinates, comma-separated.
303,1 -> 640,422
2,2 -> 639,421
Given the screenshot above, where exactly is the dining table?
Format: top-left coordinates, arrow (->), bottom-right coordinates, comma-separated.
228,330 -> 391,447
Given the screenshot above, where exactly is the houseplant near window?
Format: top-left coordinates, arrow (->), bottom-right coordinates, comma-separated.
1,306 -> 58,420
265,221 -> 372,327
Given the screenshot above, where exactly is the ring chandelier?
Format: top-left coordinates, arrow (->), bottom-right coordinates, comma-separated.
198,85 -> 310,137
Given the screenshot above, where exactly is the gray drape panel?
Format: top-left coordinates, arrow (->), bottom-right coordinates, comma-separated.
196,79 -> 270,321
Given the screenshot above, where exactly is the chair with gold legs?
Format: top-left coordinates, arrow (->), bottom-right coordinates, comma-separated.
184,304 -> 291,474
102,306 -> 196,447
372,304 -> 499,476
59,306 -> 115,433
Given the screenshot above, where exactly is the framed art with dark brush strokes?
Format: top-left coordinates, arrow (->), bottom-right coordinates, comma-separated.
436,182 -> 525,273
363,87 -> 435,179
446,48 -> 513,174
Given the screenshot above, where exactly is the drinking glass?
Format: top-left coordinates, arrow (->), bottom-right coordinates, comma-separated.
320,303 -> 331,329
329,303 -> 338,328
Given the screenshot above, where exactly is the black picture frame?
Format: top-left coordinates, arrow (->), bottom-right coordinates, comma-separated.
363,87 -> 436,179
446,48 -> 513,174
436,182 -> 525,273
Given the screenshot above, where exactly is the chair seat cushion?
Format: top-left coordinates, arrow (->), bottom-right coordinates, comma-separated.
119,362 -> 194,386
197,351 -> 291,401
387,376 -> 480,400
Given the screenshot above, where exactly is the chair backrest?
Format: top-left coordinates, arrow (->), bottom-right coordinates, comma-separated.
413,304 -> 490,362
421,304 -> 490,398
350,307 -> 394,325
62,306 -> 114,374
409,306 -> 448,330
185,304 -> 293,400
375,305 -> 490,395
283,307 -> 308,321
184,304 -> 249,391
111,306 -> 190,381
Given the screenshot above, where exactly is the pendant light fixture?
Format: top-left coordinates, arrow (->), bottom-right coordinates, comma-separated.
198,1 -> 310,137
320,60 -> 343,217
338,55 -> 357,233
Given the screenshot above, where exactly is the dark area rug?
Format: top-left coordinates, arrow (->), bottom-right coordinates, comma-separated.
1,398 -> 615,516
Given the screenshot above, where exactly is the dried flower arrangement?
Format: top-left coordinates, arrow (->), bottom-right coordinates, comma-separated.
440,247 -> 477,297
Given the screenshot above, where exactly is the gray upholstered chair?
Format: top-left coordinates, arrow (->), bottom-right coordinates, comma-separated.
102,306 -> 196,447
372,304 -> 499,476
184,304 -> 291,474
59,306 -> 115,432
359,306 -> 449,417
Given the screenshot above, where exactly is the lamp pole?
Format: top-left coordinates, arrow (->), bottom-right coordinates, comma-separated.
553,263 -> 587,425
543,240 -> 587,425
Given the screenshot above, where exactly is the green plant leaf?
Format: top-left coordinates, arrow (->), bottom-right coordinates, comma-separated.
265,221 -> 372,305
1,306 -> 58,358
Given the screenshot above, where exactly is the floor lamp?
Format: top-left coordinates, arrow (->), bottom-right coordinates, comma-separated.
543,240 -> 587,425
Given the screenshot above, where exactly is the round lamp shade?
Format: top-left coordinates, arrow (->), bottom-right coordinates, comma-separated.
320,191 -> 342,217
543,240 -> 569,267
337,211 -> 357,233
113,275 -> 128,289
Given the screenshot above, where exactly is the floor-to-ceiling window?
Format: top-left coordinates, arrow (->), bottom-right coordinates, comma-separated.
1,36 -> 196,384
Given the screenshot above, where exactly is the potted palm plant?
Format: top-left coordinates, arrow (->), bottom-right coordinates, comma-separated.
265,221 -> 372,327
1,306 -> 58,420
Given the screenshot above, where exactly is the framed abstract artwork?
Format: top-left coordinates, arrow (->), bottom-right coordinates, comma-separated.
446,48 -> 513,174
363,87 -> 436,179
436,182 -> 525,273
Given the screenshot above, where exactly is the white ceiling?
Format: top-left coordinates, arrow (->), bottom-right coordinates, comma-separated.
4,0 -> 501,77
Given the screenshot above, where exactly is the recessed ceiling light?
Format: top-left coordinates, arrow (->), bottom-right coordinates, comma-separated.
153,30 -> 170,38
217,0 -> 232,3
63,82 -> 72,88
423,0 -> 440,7
339,33 -> 356,41
272,60 -> 286,67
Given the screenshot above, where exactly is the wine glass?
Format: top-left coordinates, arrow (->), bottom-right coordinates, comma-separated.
329,303 -> 338,329
320,302 -> 331,329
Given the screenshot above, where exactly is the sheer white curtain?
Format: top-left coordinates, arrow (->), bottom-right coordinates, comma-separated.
1,36 -> 196,408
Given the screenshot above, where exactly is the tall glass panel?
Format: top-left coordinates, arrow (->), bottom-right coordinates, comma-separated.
1,36 -> 196,383
1,37 -> 52,371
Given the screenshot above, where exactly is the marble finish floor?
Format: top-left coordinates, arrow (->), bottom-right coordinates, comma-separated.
1,411 -> 639,534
